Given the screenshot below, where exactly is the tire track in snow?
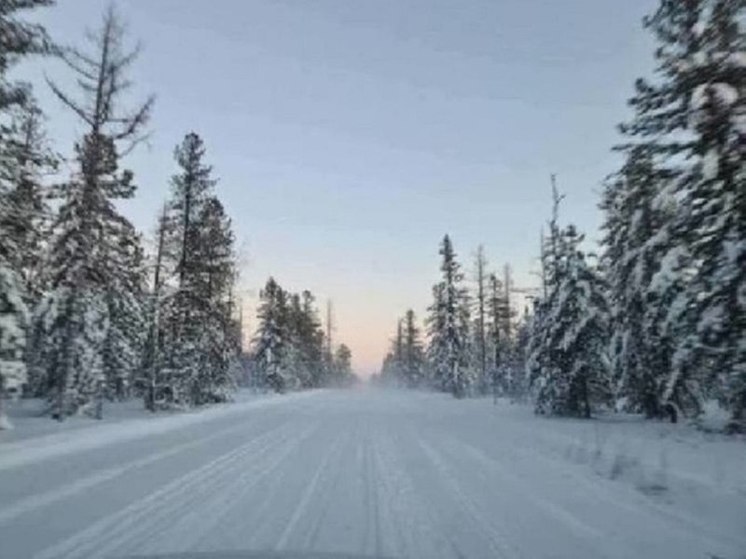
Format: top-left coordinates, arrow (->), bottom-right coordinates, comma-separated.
363,423 -> 383,558
299,424 -> 356,552
415,432 -> 525,559
101,420 -> 317,557
274,426 -> 349,551
161,422 -> 320,553
33,420 -> 302,559
92,424 -> 300,557
367,421 -> 467,559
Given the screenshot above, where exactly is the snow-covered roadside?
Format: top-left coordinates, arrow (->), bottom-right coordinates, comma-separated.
0,390 -> 316,472
455,395 -> 746,545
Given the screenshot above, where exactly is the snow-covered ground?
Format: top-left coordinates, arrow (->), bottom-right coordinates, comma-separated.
1,389 -> 744,559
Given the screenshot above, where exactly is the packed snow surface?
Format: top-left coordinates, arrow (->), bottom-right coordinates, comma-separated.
1,389 -> 745,559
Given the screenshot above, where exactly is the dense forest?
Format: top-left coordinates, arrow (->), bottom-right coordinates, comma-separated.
375,0 -> 744,433
0,1 -> 354,426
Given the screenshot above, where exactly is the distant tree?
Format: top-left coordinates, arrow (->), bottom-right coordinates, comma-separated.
402,309 -> 426,387
334,343 -> 353,384
426,235 -> 472,397
486,273 -> 509,395
252,277 -> 290,393
472,246 -> 488,392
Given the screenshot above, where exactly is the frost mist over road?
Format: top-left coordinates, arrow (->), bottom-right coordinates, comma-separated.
2,389 -> 744,559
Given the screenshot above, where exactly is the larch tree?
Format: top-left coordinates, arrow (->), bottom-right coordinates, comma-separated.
39,6 -> 153,418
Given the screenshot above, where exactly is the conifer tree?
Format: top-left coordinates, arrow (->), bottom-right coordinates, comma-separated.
601,148 -> 676,417
333,343 -> 353,385
252,277 -> 290,393
472,246 -> 488,393
532,227 -> 611,417
40,7 -> 153,418
159,134 -> 238,405
402,309 -> 426,388
0,100 -> 56,300
0,0 -> 55,115
0,0 -> 55,421
426,235 -> 472,398
0,264 -> 28,429
613,0 -> 744,425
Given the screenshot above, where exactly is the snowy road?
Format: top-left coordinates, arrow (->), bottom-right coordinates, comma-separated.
1,389 -> 745,559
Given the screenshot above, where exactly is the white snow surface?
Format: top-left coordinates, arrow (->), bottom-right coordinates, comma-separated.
1,389 -> 745,559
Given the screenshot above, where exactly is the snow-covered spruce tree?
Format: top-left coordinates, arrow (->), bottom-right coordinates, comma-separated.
485,273 -> 503,396
533,226 -> 612,417
0,100 -> 56,399
0,264 -> 28,429
390,319 -> 404,385
192,196 -> 239,403
41,8 -> 153,418
0,0 -> 54,420
0,99 -> 56,301
471,246 -> 489,393
486,272 -> 514,396
0,0 -> 54,115
285,290 -> 326,389
252,277 -> 291,393
615,0 -> 745,425
159,135 -> 239,405
402,309 -> 426,388
600,148 -> 679,418
382,315 -> 423,387
286,292 -> 309,390
333,343 -> 354,386
684,0 -> 745,429
527,187 -> 565,405
141,205 -> 170,411
159,133 -> 214,404
300,290 -> 325,388
426,235 -> 473,398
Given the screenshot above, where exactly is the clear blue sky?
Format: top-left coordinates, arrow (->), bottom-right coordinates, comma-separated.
18,0 -> 657,375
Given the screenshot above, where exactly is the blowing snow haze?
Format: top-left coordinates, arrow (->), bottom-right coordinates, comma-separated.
0,1 -> 744,559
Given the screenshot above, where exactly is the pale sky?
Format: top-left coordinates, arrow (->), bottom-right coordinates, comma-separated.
18,0 -> 656,376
